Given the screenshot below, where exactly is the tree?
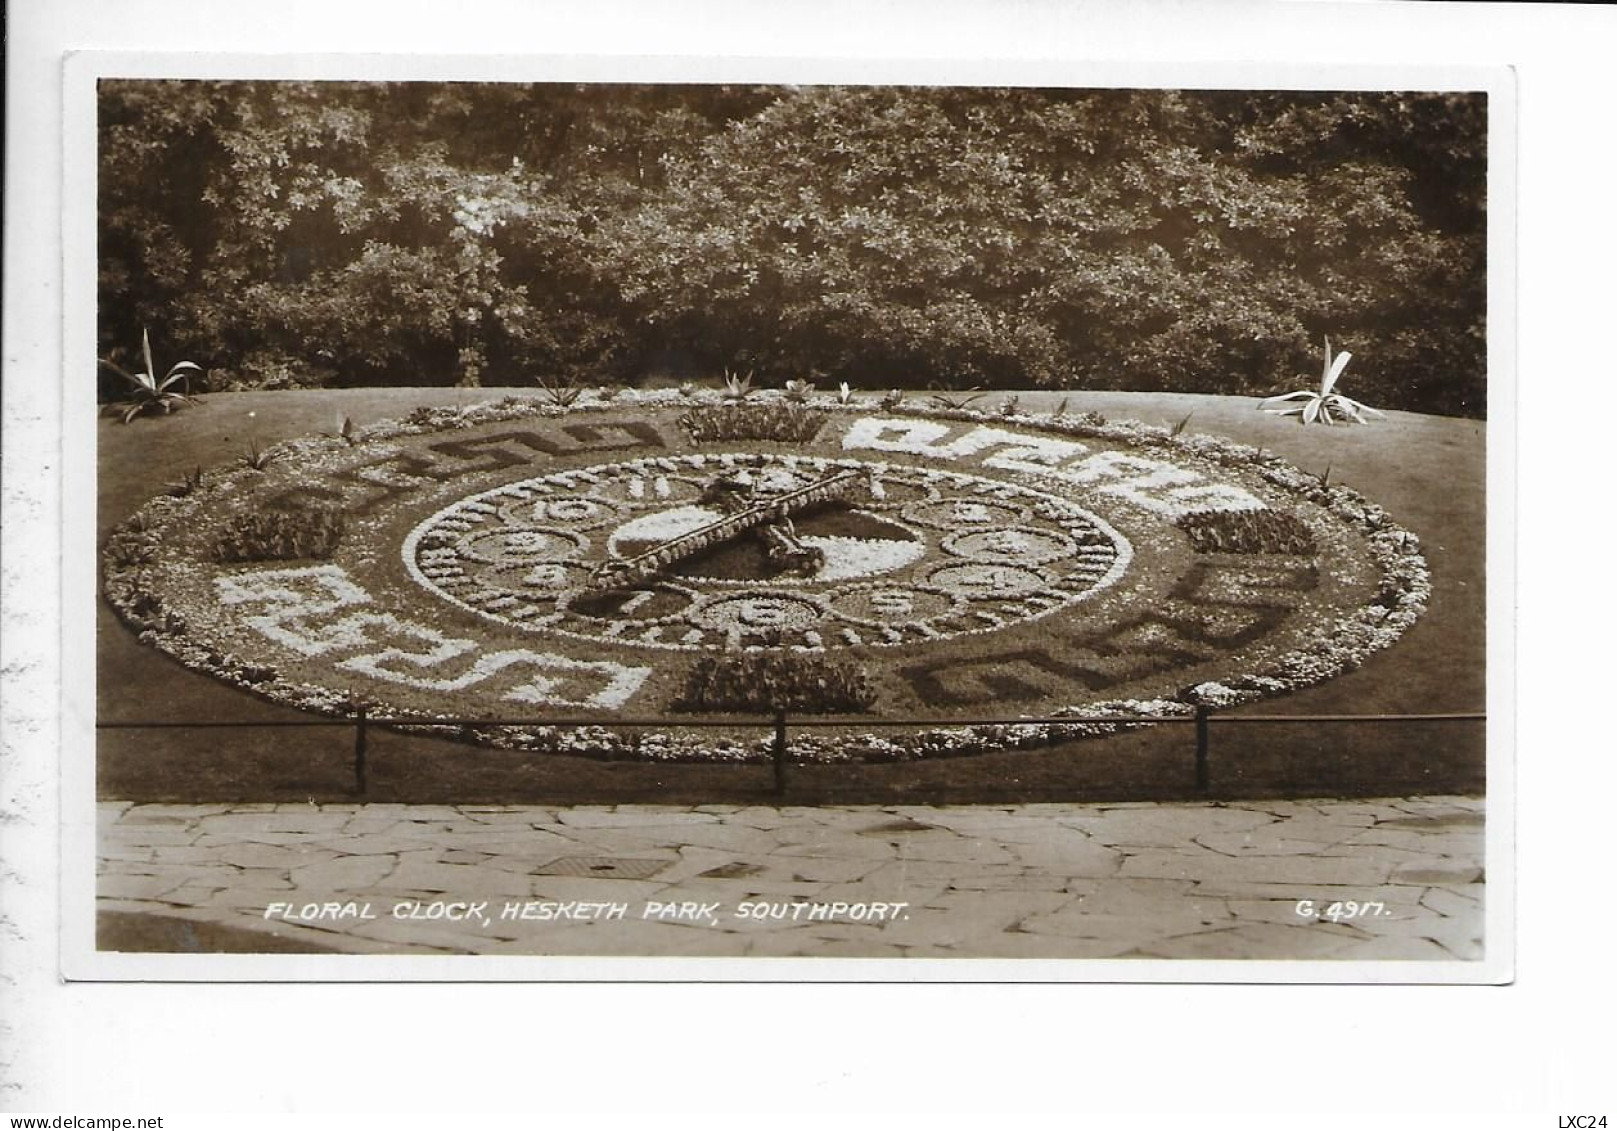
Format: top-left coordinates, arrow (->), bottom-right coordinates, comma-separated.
604,86 -> 1486,413
98,82 -> 1487,416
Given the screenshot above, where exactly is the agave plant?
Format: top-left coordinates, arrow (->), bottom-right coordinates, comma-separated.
238,435 -> 277,472
535,371 -> 583,408
1260,337 -> 1385,425
721,367 -> 755,400
165,465 -> 206,498
783,378 -> 815,403
926,386 -> 987,411
100,330 -> 203,423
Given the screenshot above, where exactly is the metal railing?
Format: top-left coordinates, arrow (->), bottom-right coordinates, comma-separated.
96,707 -> 1486,799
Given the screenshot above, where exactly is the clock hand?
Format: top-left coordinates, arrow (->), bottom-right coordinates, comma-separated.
756,511 -> 825,577
585,468 -> 871,592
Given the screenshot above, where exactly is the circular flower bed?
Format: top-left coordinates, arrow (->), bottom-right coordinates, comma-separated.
103,390 -> 1429,764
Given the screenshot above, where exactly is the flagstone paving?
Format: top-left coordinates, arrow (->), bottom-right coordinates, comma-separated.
95,795 -> 1485,960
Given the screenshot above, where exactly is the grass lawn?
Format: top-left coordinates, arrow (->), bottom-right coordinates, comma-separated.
96,387 -> 1486,805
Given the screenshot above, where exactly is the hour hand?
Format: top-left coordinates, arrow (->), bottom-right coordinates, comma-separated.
585,468 -> 869,592
757,515 -> 825,577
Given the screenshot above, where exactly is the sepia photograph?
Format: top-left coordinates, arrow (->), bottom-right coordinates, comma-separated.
69,64 -> 1505,975
31,0 -> 1617,1119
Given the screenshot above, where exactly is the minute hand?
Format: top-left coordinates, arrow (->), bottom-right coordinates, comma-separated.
586,470 -> 870,592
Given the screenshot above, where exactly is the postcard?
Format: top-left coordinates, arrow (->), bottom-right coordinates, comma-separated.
59,53 -> 1513,982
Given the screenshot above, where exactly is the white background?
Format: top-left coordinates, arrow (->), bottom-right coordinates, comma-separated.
4,0 -> 1612,1118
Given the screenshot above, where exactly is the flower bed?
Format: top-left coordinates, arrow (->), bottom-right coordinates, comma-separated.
102,388 -> 1429,764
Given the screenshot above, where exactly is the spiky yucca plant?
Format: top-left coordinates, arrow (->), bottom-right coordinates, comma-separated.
926,387 -> 986,411
535,371 -> 583,407
1260,337 -> 1385,425
100,329 -> 203,423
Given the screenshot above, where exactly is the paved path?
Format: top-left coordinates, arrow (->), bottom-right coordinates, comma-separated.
97,795 -> 1484,960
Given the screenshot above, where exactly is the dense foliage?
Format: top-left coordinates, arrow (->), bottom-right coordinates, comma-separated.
99,81 -> 1487,416
1176,509 -> 1317,555
678,402 -> 830,443
211,501 -> 347,563
672,651 -> 877,715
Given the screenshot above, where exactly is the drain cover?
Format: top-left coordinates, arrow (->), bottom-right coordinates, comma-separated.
536,856 -> 671,880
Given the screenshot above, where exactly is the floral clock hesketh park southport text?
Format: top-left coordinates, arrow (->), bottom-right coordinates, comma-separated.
103,392 -> 1429,763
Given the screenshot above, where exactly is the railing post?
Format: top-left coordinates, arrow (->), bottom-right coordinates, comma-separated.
1194,706 -> 1210,795
353,704 -> 369,797
771,710 -> 789,797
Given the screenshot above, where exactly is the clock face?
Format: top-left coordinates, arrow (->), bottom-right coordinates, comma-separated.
104,397 -> 1428,761
405,455 -> 1131,652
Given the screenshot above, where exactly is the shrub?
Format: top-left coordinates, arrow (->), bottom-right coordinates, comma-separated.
98,82 -> 1486,417
213,502 -> 347,562
1176,509 -> 1317,555
208,349 -> 338,393
165,465 -> 206,497
606,88 -> 1487,415
237,437 -> 277,471
679,403 -> 828,444
106,530 -> 161,568
672,651 -> 877,714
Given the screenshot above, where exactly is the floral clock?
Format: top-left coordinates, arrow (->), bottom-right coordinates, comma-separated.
103,393 -> 1429,763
